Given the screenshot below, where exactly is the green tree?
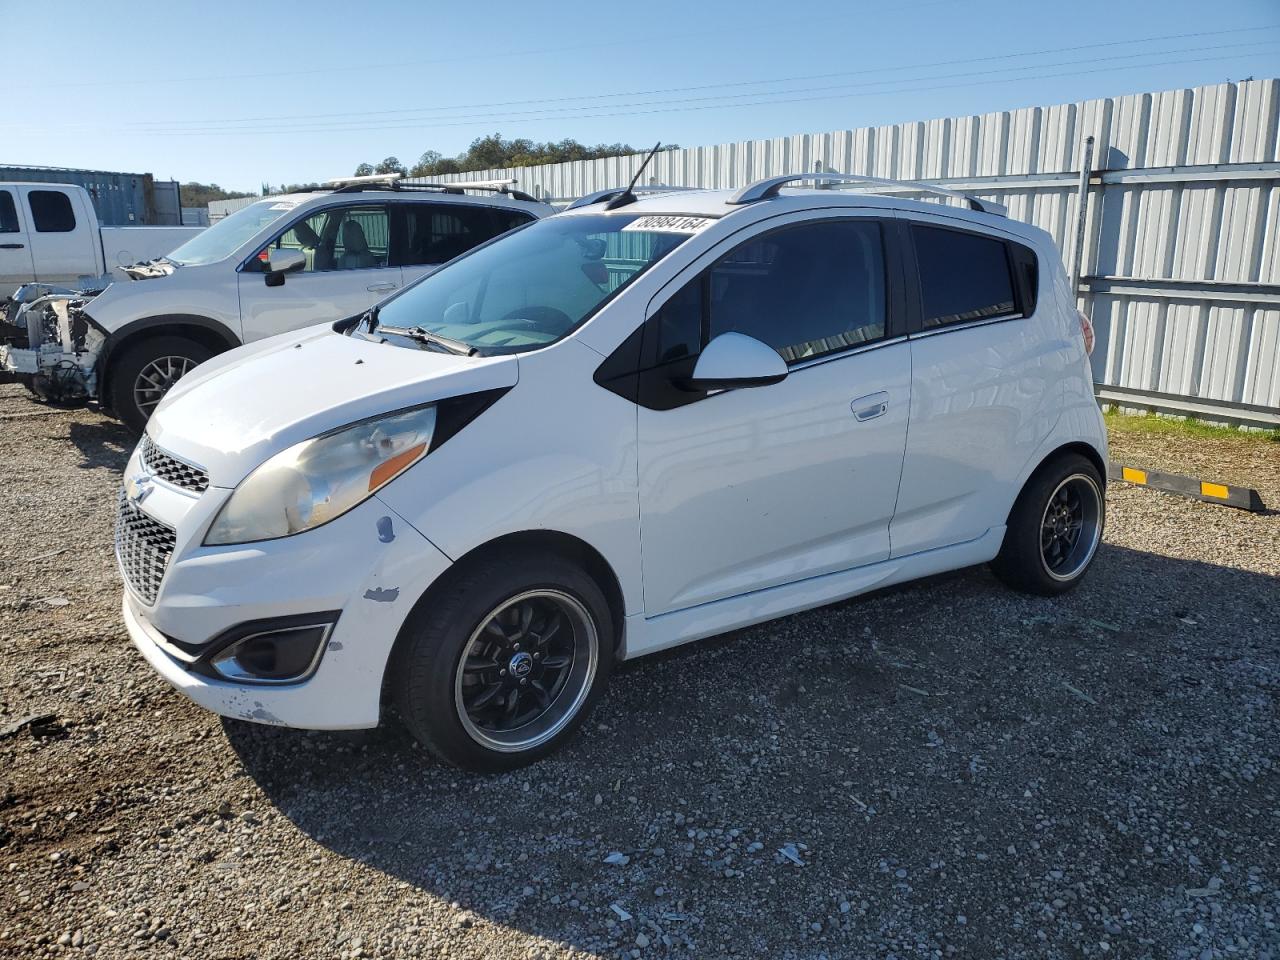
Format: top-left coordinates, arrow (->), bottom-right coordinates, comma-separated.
179,182 -> 254,207
374,156 -> 406,175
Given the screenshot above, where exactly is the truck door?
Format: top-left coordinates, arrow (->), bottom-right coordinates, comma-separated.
19,186 -> 98,285
0,187 -> 36,286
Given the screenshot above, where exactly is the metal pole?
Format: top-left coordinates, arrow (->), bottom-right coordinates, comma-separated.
1070,135 -> 1096,302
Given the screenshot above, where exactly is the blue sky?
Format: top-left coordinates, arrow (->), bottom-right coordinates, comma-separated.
3,0 -> 1278,191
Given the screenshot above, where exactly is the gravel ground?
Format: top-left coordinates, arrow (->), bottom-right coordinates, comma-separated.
1,383 -> 1277,960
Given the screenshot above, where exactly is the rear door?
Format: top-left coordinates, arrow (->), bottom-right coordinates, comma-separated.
395,201 -> 536,286
236,202 -> 398,342
890,216 -> 1060,556
20,186 -> 97,284
0,187 -> 35,285
631,212 -> 912,615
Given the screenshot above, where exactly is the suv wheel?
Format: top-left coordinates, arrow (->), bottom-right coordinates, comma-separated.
990,453 -> 1105,596
109,335 -> 212,433
393,550 -> 615,772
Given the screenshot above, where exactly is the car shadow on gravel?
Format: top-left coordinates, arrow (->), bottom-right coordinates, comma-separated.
223,543 -> 1279,956
67,418 -> 134,471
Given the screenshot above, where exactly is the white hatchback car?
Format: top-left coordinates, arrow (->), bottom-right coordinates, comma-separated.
118,173 -> 1107,771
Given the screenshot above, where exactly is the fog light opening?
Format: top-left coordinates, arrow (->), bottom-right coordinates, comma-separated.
210,624 -> 332,684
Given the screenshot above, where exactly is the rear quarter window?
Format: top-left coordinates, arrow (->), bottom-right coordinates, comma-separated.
911,224 -> 1017,329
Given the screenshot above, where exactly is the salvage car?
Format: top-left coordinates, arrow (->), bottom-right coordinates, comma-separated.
117,172 -> 1107,771
1,177 -> 552,430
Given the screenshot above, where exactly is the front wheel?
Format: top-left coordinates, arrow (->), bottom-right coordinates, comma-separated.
990,453 -> 1105,596
108,335 -> 212,433
392,551 -> 615,771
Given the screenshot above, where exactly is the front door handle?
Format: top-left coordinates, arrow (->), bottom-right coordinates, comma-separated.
367,281 -> 397,292
851,391 -> 890,422
0,243 -> 24,250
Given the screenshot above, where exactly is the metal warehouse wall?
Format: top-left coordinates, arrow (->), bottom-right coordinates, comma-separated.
0,165 -> 183,226
414,79 -> 1279,422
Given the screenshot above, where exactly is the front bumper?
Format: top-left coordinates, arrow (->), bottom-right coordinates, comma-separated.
117,445 -> 453,730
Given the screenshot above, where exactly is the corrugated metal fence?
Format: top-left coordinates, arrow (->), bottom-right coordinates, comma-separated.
209,79 -> 1280,424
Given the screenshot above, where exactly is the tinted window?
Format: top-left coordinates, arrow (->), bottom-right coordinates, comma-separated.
29,190 -> 76,232
912,225 -> 1016,328
0,190 -> 18,233
265,205 -> 389,272
706,220 -> 886,363
399,204 -> 532,266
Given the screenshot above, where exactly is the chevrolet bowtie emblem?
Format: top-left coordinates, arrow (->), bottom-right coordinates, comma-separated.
125,472 -> 154,504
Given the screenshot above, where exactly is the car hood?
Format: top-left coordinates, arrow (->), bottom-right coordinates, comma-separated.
148,326 -> 518,486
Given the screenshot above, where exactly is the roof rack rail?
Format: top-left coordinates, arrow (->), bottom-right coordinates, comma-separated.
566,185 -> 698,211
325,173 -> 404,187
316,175 -> 540,203
726,172 -> 1006,215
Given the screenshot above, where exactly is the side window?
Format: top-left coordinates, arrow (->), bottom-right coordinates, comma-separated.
399,204 -> 530,267
912,225 -> 1016,329
489,208 -> 536,236
706,220 -> 887,363
0,190 -> 19,233
28,190 -> 76,233
264,205 -> 389,272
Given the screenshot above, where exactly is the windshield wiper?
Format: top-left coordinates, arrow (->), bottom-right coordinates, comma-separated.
377,323 -> 476,356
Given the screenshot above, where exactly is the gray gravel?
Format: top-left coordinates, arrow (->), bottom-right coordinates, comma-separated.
1,383 -> 1277,959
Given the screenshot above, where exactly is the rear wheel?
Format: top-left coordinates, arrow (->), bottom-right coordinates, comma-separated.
393,550 -> 614,772
108,335 -> 212,433
990,453 -> 1105,596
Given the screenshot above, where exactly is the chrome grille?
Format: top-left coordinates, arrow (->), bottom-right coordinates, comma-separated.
115,494 -> 176,604
140,434 -> 209,493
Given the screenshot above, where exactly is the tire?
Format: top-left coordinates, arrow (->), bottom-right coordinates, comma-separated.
108,335 -> 213,434
990,453 -> 1105,596
392,550 -> 615,772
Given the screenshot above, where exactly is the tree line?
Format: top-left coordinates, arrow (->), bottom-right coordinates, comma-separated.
353,134 -> 677,179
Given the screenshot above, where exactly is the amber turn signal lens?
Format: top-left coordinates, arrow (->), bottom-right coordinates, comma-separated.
368,442 -> 427,492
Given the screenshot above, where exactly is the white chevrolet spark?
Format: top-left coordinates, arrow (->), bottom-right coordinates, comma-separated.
118,172 -> 1107,771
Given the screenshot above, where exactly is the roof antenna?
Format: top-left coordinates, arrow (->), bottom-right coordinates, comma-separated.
605,142 -> 661,210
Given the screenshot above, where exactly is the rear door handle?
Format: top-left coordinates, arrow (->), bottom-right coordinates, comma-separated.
0,243 -> 23,249
851,391 -> 890,422
367,281 -> 397,292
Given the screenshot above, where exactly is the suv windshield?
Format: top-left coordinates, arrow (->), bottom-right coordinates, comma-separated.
366,212 -> 710,353
167,198 -> 304,266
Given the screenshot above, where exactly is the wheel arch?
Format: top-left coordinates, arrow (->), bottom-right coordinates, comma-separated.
1006,439 -> 1107,527
1031,440 -> 1106,486
380,529 -> 627,712
97,315 -> 240,408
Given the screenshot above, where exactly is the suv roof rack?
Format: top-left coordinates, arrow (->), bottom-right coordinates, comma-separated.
566,185 -> 698,211
317,173 -> 542,203
726,172 -> 1007,215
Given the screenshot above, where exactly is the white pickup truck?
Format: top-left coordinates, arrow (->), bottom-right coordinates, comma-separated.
0,182 -> 202,288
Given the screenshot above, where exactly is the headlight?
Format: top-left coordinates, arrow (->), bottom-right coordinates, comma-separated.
204,405 -> 436,546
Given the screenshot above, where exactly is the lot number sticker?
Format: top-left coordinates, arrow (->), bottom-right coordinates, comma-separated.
623,215 -> 715,234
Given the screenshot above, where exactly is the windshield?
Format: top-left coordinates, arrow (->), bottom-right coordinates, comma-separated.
367,212 -> 710,353
167,198 -> 303,266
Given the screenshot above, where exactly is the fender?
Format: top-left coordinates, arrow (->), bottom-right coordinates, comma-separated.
92,313 -> 240,408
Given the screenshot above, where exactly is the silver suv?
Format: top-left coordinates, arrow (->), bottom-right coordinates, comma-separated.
1,176 -> 553,430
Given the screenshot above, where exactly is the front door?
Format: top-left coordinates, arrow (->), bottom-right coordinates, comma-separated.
635,215 -> 911,615
20,186 -> 95,284
237,203 -> 399,343
0,187 -> 35,286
